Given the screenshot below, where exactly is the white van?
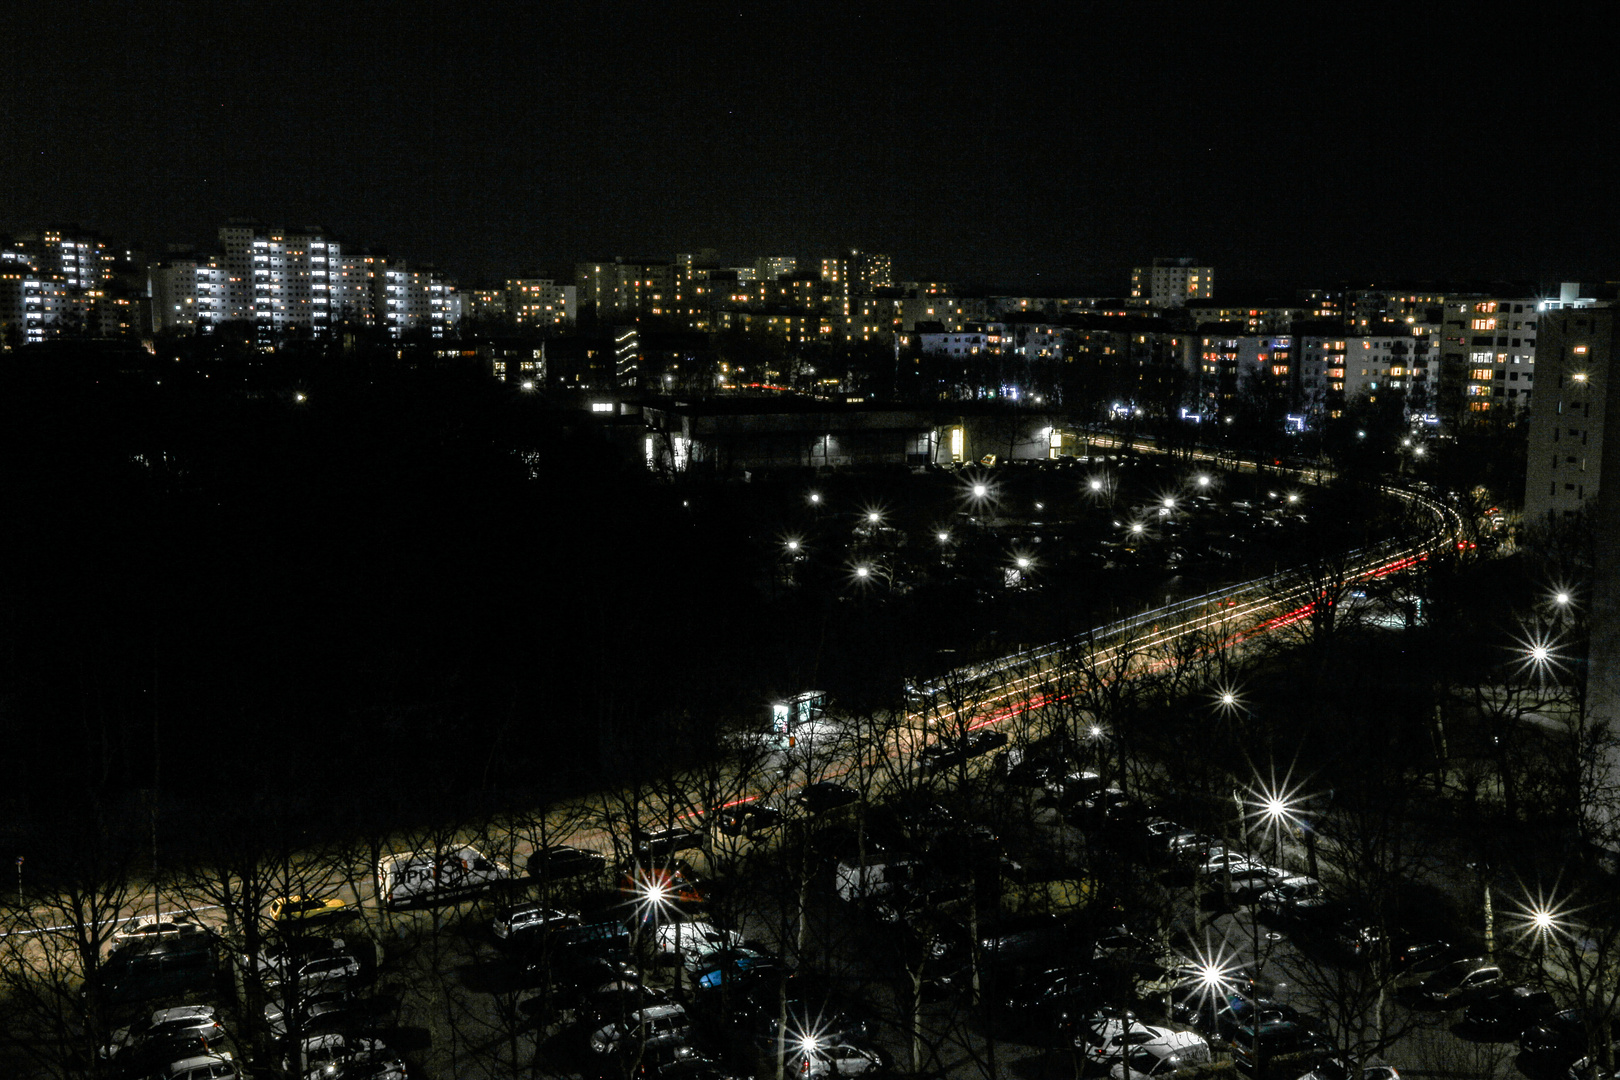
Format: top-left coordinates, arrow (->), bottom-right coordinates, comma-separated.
377,845 -> 510,909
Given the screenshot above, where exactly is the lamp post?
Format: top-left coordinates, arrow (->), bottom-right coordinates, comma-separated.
1515,890 -> 1572,988
1086,473 -> 1116,509
636,876 -> 681,1000
1195,949 -> 1261,1073
1515,622 -> 1567,697
962,473 -> 997,530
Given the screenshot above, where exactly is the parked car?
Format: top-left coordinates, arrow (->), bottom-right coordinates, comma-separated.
714,803 -> 783,837
1226,865 -> 1291,898
1302,1058 -> 1399,1080
258,943 -> 361,990
619,865 -> 707,908
310,1057 -> 408,1080
1390,935 -> 1465,974
285,1032 -> 401,1078
1045,770 -> 1105,805
1182,997 -> 1315,1045
95,937 -> 217,1004
793,1040 -> 890,1077
1075,1016 -> 1171,1062
111,914 -> 209,952
632,825 -> 705,860
577,979 -> 673,1030
1461,985 -> 1555,1034
793,782 -> 861,815
1414,959 -> 1504,1007
587,1004 -> 691,1055
1000,745 -> 1071,786
1110,1030 -> 1212,1079
160,1051 -> 238,1080
1256,875 -> 1324,916
920,729 -> 1009,773
589,1041 -> 714,1080
690,947 -> 782,988
741,979 -> 873,1051
264,989 -> 358,1037
270,895 -> 347,925
1143,819 -> 1187,846
1568,1056 -> 1619,1080
527,844 -> 608,881
103,1005 -> 226,1060
1521,1009 -> 1597,1062
1196,851 -> 1274,880
652,922 -> 746,967
111,1034 -> 233,1080
1000,965 -> 1105,1033
493,902 -> 580,943
1230,1019 -> 1330,1075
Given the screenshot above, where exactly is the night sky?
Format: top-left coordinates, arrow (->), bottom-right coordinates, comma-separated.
4,3 -> 1615,295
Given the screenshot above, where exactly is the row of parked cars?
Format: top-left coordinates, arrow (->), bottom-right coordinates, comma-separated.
485,861 -> 889,1080
1098,778 -> 1620,1080
84,894 -> 409,1080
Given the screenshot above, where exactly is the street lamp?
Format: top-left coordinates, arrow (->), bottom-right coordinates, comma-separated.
634,876 -> 684,997
807,491 -> 822,507
1513,622 -> 1568,693
962,473 -> 997,521
1086,473 -> 1115,508
1245,774 -> 1306,870
849,562 -> 885,590
1514,889 -> 1574,985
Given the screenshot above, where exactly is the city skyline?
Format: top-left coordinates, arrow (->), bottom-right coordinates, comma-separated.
4,5 -> 1615,295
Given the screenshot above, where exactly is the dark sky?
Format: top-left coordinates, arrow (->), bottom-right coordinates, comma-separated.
3,3 -> 1615,295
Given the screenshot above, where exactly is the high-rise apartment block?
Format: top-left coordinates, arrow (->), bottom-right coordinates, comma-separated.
1436,296 -> 1539,419
29,227 -> 108,291
186,220 -> 458,340
1131,257 -> 1212,308
149,256 -> 230,333
0,228 -> 148,345
1523,305 -> 1617,526
819,250 -> 892,296
508,278 -> 576,328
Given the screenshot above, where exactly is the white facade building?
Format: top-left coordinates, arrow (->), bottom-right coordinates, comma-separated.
148,257 -> 230,333
1131,257 -> 1212,308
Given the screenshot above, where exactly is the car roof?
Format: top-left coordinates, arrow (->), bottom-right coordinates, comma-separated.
152,1005 -> 217,1023
635,1004 -> 688,1020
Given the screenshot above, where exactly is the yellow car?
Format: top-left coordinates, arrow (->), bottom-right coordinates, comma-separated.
269,895 -> 347,923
